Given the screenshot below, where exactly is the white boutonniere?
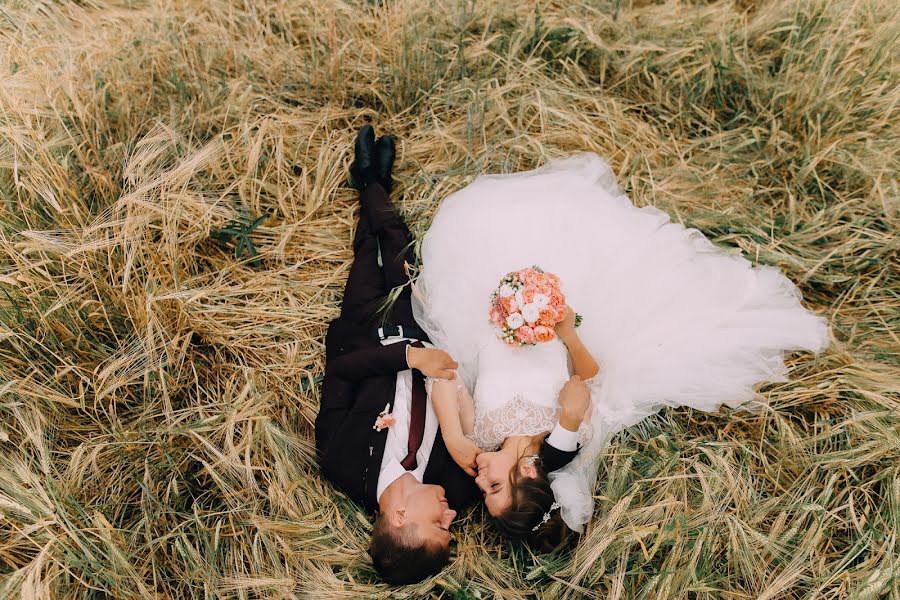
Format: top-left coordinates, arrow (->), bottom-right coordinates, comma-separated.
373,404 -> 396,432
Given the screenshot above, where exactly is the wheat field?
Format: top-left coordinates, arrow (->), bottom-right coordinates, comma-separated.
0,0 -> 897,598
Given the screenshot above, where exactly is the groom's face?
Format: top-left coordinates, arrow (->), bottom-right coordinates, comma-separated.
402,484 -> 457,547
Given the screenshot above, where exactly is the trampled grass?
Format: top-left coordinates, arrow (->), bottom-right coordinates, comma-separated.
0,0 -> 897,598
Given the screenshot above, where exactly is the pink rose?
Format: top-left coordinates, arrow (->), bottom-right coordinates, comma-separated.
515,325 -> 536,344
537,306 -> 558,327
490,306 -> 503,325
517,268 -> 532,282
545,272 -> 561,287
521,284 -> 539,304
533,325 -> 555,343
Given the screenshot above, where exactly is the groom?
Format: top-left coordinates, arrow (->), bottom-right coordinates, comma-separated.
315,125 -> 480,584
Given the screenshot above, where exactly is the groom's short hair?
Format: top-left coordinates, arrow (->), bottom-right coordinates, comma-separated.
368,515 -> 450,584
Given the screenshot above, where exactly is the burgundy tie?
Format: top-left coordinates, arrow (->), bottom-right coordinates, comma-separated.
401,341 -> 427,470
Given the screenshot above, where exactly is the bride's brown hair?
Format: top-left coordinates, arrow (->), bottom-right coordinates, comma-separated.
491,454 -> 578,552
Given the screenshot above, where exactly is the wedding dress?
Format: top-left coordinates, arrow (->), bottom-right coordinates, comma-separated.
467,333 -> 593,452
411,153 -> 829,532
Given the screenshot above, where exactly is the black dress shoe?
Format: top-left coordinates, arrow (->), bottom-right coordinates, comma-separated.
374,135 -> 396,193
349,124 -> 376,190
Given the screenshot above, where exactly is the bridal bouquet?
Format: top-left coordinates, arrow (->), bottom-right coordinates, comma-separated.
489,266 -> 579,346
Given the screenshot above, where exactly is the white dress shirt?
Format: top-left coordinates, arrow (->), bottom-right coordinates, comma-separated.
376,339 -> 440,501
547,423 -> 579,451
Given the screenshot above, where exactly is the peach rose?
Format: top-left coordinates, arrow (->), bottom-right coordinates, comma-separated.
533,325 -> 555,343
545,272 -> 561,287
490,306 -> 503,325
530,272 -> 550,288
515,325 -> 536,344
549,292 -> 566,310
521,284 -> 539,304
535,282 -> 554,295
499,295 -> 518,315
528,270 -> 549,286
537,306 -> 558,327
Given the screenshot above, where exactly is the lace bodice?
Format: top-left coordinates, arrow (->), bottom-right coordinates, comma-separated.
470,395 -> 556,450
467,336 -> 591,450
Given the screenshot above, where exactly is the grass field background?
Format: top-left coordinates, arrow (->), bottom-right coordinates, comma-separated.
0,0 -> 898,598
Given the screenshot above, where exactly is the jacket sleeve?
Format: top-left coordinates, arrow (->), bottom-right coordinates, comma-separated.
539,424 -> 580,472
326,341 -> 411,381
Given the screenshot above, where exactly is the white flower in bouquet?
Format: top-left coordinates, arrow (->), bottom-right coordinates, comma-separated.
532,293 -> 550,308
498,283 -> 516,297
514,289 -> 525,307
506,312 -> 525,329
521,303 -> 541,324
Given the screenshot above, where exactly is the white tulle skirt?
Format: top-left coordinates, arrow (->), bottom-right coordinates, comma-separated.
412,153 -> 830,530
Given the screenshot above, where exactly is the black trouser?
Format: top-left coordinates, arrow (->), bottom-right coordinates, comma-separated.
340,183 -> 415,328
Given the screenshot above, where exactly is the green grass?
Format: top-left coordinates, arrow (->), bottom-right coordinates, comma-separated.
0,0 -> 897,598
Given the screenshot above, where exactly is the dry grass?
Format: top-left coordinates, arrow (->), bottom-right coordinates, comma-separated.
0,0 -> 897,598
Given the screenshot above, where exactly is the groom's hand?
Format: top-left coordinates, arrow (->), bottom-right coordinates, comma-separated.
407,346 -> 458,380
559,375 -> 590,431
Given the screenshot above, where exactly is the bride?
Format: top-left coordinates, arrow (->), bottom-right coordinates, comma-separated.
413,153 -> 830,550
429,306 -> 600,550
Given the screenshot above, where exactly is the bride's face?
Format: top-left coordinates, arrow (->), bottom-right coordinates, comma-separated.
474,451 -> 535,516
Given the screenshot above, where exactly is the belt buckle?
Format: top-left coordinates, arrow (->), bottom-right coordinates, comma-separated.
378,325 -> 404,341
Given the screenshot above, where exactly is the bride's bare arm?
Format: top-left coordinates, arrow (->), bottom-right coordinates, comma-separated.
431,378 -> 480,476
555,306 -> 600,379
456,383 -> 475,436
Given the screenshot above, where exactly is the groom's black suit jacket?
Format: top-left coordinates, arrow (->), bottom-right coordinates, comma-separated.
314,182 -> 578,513
316,321 -> 480,511
314,182 -> 480,512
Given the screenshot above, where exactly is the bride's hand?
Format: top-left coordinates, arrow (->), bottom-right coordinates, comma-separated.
407,346 -> 458,380
555,305 -> 577,343
446,434 -> 481,477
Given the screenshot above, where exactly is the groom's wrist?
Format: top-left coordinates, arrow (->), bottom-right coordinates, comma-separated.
558,410 -> 583,432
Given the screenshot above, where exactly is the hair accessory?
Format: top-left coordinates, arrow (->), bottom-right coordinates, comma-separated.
524,454 -> 539,466
532,501 -> 560,531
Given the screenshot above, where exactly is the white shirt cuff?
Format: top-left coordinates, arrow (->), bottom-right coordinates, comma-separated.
376,459 -> 408,502
547,422 -> 579,452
